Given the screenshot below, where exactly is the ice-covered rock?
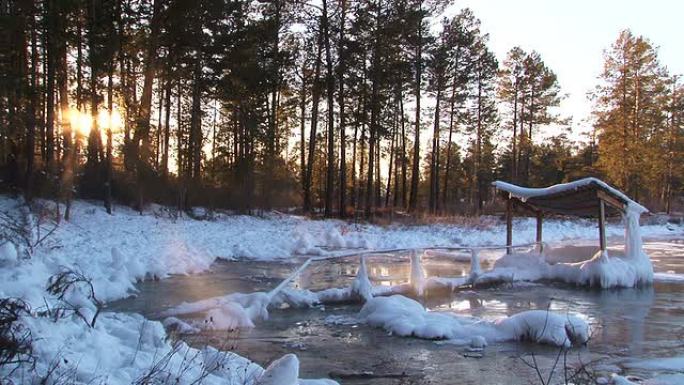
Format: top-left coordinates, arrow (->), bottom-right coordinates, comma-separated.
255,354 -> 340,385
0,241 -> 18,263
164,291 -> 270,330
359,295 -> 589,347
610,374 -> 638,385
257,354 -> 300,385
470,336 -> 487,350
206,303 -> 256,329
325,227 -> 346,248
162,316 -> 200,334
294,230 -> 325,255
495,310 -> 589,347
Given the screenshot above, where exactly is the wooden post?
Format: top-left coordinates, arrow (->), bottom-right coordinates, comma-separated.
536,211 -> 543,252
598,199 -> 606,252
506,198 -> 513,254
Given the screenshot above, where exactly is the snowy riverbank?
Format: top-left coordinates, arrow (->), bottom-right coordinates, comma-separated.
0,195 -> 682,384
2,196 -> 681,304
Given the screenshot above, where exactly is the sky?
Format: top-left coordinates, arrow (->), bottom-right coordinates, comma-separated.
450,0 -> 684,141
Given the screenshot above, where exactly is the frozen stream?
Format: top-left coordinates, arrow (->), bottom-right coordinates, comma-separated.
110,238 -> 684,384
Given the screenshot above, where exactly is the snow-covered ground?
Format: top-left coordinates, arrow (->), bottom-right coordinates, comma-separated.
0,195 -> 682,384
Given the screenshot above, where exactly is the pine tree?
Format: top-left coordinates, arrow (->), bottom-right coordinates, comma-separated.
593,30 -> 668,201
498,47 -> 526,183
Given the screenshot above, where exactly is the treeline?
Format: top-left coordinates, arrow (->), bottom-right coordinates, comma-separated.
0,0 -> 682,218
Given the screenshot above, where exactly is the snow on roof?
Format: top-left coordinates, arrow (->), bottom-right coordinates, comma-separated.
492,177 -> 648,215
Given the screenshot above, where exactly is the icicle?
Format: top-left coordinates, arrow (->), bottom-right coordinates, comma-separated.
624,205 -> 645,261
409,250 -> 426,297
469,249 -> 482,279
623,203 -> 654,285
351,255 -> 373,302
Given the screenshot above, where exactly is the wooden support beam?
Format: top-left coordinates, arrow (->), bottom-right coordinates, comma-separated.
506,198 -> 513,254
508,196 -> 539,215
598,199 -> 606,252
536,211 -> 543,244
597,189 -> 626,213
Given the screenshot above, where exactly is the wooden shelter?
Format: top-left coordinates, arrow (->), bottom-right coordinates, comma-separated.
492,178 -> 644,254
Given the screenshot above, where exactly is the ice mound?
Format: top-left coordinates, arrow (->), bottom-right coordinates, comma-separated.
359,295 -> 589,347
255,354 -> 340,385
0,241 -> 18,263
163,291 -> 270,330
495,310 -> 589,347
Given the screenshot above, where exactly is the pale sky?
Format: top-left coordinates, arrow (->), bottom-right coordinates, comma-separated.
450,0 -> 684,141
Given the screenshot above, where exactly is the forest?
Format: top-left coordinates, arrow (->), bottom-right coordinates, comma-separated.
1,0 -> 682,218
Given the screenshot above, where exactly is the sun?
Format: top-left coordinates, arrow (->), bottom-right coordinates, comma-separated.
98,109 -> 123,132
68,108 -> 124,137
69,109 -> 92,136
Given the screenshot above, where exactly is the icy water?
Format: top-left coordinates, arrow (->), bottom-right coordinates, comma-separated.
110,238 -> 684,384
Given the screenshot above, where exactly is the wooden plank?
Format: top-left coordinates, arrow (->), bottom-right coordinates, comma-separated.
598,200 -> 606,252
536,211 -> 543,244
597,189 -> 626,213
510,197 -> 540,214
506,198 -> 513,254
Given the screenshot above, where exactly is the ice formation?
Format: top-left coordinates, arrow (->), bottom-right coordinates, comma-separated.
359,295 -> 589,347
479,204 -> 654,289
489,178 -> 654,288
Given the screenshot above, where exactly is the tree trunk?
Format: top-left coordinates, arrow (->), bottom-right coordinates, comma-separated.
105,66 -> 114,214
338,0 -> 347,218
162,77 -> 171,178
399,86 -> 407,209
304,26 -> 323,213
442,76 -> 457,211
133,0 -> 163,211
409,5 -> 423,212
87,0 -> 102,168
299,64 -> 307,197
476,66 -> 483,213
429,76 -> 442,213
26,4 -> 38,202
190,60 -> 202,183
45,0 -> 56,171
511,83 -> 518,182
385,118 -> 396,207
366,0 -> 382,217
322,0 -> 335,218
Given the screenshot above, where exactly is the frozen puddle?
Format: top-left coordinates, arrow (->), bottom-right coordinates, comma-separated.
110,238 -> 684,384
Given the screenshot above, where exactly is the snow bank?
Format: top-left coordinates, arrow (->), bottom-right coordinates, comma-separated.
0,196 -> 345,384
0,241 -> 18,263
1,195 -> 677,304
359,295 -> 589,347
6,311 -> 337,385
